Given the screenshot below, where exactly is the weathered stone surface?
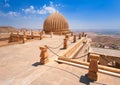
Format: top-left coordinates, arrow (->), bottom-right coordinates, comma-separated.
71,32 -> 74,36
43,12 -> 70,33
40,46 -> 49,64
23,32 -> 27,43
88,54 -> 100,81
73,35 -> 77,43
78,33 -> 82,39
65,35 -> 69,40
39,32 -> 43,40
64,38 -> 68,49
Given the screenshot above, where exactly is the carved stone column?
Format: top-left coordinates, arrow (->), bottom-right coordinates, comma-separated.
17,31 -> 20,42
39,46 -> 49,64
87,54 -> 100,81
73,35 -> 76,43
82,32 -> 84,37
31,31 -> 34,39
84,34 -> 87,37
40,32 -> 43,40
64,38 -> 68,49
79,33 -> 82,39
9,32 -> 13,42
65,35 -> 69,40
23,31 -> 27,43
71,32 -> 74,36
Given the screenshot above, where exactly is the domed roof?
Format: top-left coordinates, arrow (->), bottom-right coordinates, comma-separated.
43,12 -> 69,33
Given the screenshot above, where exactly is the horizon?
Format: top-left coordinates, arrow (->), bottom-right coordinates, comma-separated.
0,0 -> 120,30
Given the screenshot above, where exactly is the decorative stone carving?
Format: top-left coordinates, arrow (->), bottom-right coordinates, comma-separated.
23,31 -> 27,43
64,38 -> 68,49
82,32 -> 84,37
71,32 -> 74,36
39,32 -> 43,40
9,32 -> 13,42
87,54 -> 100,81
31,31 -> 34,39
73,35 -> 77,43
79,33 -> 82,39
43,12 -> 70,34
39,46 -> 49,64
65,35 -> 69,40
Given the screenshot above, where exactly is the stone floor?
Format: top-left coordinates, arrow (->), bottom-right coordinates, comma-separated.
0,35 -> 120,85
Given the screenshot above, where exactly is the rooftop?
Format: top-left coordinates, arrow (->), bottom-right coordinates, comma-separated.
0,35 -> 120,85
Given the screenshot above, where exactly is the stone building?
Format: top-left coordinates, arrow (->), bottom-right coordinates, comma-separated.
43,12 -> 70,34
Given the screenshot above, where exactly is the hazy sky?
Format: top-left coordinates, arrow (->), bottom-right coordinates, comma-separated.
0,0 -> 120,30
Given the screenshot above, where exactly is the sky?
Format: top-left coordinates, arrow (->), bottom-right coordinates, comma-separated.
0,0 -> 120,31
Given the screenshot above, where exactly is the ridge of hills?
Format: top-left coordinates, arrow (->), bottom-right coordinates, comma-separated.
0,26 -> 17,33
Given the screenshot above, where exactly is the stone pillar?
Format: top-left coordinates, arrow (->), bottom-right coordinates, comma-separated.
39,46 -> 49,64
84,34 -> 87,37
82,32 -> 84,37
31,31 -> 34,39
87,54 -> 100,81
73,35 -> 77,43
23,31 -> 27,43
65,35 -> 69,40
17,31 -> 19,41
87,53 -> 90,62
63,38 -> 68,49
9,32 -> 13,42
71,32 -> 74,36
40,32 -> 43,40
79,33 -> 82,39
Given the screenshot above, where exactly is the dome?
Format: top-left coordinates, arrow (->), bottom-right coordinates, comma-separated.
43,12 -> 70,33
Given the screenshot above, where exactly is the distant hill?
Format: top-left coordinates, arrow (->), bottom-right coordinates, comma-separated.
0,26 -> 17,33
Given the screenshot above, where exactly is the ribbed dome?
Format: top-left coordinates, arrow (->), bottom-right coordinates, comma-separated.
43,12 -> 69,33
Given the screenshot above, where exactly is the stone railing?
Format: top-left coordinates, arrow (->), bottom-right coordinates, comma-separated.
59,36 -> 88,59
9,31 -> 43,43
88,52 -> 120,68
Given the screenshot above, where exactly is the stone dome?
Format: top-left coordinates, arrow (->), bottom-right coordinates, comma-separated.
43,12 -> 70,33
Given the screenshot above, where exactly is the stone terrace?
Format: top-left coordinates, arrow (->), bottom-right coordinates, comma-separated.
0,35 -> 120,85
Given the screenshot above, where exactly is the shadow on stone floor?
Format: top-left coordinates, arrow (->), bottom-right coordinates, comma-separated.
80,74 -> 106,85
32,62 -> 41,67
60,48 -> 65,50
80,74 -> 94,85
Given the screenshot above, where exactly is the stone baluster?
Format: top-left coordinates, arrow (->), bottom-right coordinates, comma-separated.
87,54 -> 100,81
31,31 -> 34,39
40,32 -> 43,40
39,46 -> 49,64
79,33 -> 82,39
71,32 -> 74,36
84,34 -> 87,37
17,31 -> 19,41
9,32 -> 13,42
23,31 -> 27,43
65,35 -> 69,40
63,38 -> 68,49
82,32 -> 84,37
73,35 -> 77,43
